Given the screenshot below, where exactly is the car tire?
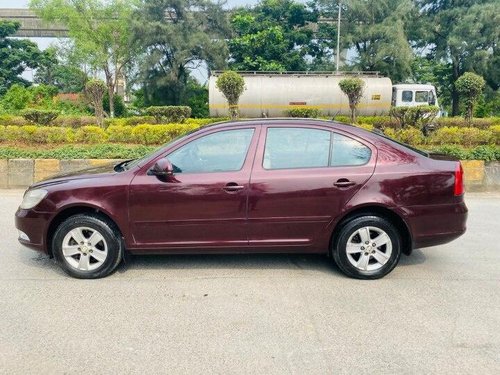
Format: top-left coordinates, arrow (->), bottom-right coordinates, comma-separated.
332,215 -> 401,280
52,214 -> 123,279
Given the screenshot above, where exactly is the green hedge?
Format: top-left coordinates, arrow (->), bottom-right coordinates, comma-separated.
0,123 -> 202,145
1,123 -> 499,147
0,115 -> 226,128
0,143 -> 498,161
0,144 -> 156,159
335,115 -> 500,129
286,107 -> 321,118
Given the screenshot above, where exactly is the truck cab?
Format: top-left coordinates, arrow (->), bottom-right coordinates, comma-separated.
392,84 -> 440,115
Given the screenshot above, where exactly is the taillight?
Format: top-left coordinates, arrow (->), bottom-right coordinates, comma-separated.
454,162 -> 464,196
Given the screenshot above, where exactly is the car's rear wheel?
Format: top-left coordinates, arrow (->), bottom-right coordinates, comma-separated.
52,214 -> 123,279
332,215 -> 401,279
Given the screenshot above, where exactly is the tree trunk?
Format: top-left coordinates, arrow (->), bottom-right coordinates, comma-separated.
103,66 -> 115,118
108,85 -> 115,118
451,58 -> 460,116
451,86 -> 460,117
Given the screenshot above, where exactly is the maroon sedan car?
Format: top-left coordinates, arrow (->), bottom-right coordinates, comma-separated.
15,119 -> 467,279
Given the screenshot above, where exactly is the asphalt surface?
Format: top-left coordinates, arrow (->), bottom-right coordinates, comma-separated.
0,190 -> 499,374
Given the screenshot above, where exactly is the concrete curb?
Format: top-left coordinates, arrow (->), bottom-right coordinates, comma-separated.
0,158 -> 498,191
0,159 -> 123,189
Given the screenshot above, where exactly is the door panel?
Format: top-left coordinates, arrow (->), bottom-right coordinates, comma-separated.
247,125 -> 376,252
128,127 -> 260,250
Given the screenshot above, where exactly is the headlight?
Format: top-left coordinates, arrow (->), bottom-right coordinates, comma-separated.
20,189 -> 48,210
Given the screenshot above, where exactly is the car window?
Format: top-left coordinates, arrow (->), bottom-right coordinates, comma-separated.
402,90 -> 413,102
167,128 -> 254,173
415,91 -> 429,103
264,127 -> 331,169
330,133 -> 371,166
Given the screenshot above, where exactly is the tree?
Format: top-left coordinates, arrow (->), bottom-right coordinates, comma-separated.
339,77 -> 364,123
34,46 -> 87,93
229,0 -> 317,71
415,0 -> 499,115
0,21 -> 43,95
455,72 -> 485,124
312,0 -> 415,82
216,71 -> 246,119
85,79 -> 107,126
132,0 -> 229,106
30,0 -> 136,117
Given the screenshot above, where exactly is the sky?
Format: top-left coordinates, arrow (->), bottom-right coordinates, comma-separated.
0,0 -> 258,8
0,0 -> 261,83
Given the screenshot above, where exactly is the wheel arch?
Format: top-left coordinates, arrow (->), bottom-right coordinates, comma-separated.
330,205 -> 413,256
46,204 -> 124,257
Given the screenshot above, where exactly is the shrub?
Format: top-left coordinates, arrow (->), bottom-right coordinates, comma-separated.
286,107 -> 321,118
458,127 -> 493,147
0,126 -> 5,142
0,144 -> 156,160
430,126 -> 493,146
455,72 -> 485,124
75,126 -> 108,143
0,84 -> 32,112
469,145 -> 498,162
431,127 -> 462,145
85,79 -> 107,127
355,123 -> 374,131
145,106 -> 192,124
390,105 -> 439,129
215,71 -> 246,119
382,127 -> 423,145
0,115 -> 26,126
490,125 -> 500,145
431,145 -> 467,160
52,116 -> 98,128
21,109 -> 60,125
339,77 -> 365,123
107,125 -> 134,143
132,123 -> 199,145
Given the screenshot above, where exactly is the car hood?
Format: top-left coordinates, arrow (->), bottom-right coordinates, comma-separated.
31,162 -> 119,189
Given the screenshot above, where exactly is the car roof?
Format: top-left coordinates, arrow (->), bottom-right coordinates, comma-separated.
203,118 -> 366,134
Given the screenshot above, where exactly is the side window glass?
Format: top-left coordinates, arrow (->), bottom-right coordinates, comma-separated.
167,129 -> 254,173
330,133 -> 371,166
415,91 -> 429,103
402,90 -> 413,102
264,127 -> 330,169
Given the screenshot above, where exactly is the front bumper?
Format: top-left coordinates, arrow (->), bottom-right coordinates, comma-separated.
15,207 -> 51,253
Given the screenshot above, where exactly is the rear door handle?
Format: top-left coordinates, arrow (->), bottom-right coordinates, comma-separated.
334,179 -> 356,188
223,182 -> 245,192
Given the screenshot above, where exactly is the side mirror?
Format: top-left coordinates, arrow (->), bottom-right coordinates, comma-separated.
149,158 -> 174,180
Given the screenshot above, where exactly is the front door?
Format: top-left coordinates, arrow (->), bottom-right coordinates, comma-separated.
128,126 -> 259,250
247,125 -> 376,252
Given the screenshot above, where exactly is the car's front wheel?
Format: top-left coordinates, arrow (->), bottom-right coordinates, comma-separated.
332,215 -> 401,279
52,214 -> 123,279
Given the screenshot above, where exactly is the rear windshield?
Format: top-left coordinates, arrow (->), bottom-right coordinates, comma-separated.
371,129 -> 429,157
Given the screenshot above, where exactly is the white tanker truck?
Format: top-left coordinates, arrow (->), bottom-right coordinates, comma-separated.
208,71 -> 439,118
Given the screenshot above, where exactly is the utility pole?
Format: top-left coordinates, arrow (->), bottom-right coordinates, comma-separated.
336,1 -> 341,73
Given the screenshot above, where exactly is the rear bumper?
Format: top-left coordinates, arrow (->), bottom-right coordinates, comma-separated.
15,207 -> 51,254
401,201 -> 468,249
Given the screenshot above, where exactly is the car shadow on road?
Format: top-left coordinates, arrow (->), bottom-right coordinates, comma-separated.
117,249 -> 427,275
20,248 -> 427,278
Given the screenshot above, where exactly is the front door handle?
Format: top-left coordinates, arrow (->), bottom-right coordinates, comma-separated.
334,179 -> 356,188
223,182 -> 245,193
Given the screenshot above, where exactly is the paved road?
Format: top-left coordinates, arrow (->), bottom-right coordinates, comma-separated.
0,190 -> 499,374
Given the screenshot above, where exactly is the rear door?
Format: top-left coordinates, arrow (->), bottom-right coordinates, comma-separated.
247,124 -> 376,252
